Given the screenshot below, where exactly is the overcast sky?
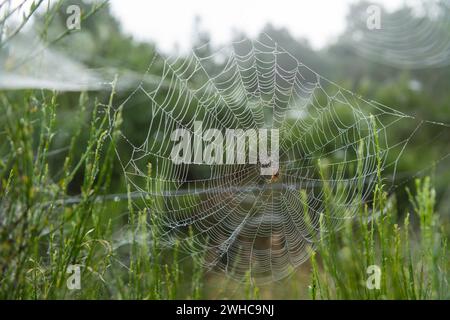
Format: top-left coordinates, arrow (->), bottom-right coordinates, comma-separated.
109,0 -> 406,53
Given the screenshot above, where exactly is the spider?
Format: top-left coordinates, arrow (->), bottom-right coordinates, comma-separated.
268,170 -> 280,184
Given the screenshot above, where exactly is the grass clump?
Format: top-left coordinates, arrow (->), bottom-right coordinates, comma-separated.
308,146 -> 449,299
0,90 -> 205,299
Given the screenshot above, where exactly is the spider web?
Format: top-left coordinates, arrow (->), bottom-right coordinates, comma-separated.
111,34 -> 445,282
346,0 -> 450,69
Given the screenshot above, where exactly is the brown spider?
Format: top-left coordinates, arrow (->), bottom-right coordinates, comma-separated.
268,170 -> 280,184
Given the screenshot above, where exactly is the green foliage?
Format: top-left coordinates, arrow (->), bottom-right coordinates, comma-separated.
309,167 -> 449,299
0,88 -> 208,299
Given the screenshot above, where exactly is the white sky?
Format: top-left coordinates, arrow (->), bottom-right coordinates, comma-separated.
110,0 -> 406,53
